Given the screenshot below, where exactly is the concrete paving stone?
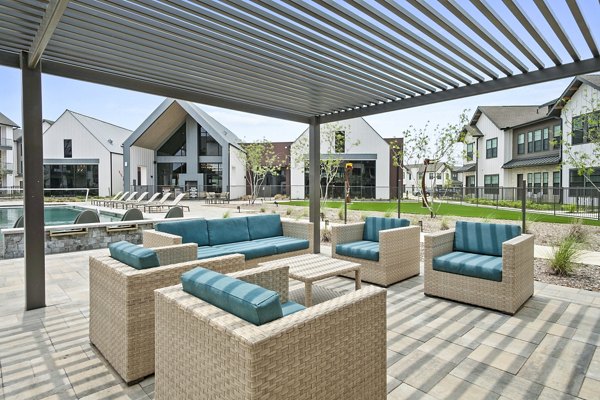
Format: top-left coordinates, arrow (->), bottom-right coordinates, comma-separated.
518,352 -> 587,396
460,327 -> 537,358
545,323 -> 576,339
494,320 -> 548,344
557,304 -> 600,331
537,387 -> 580,400
141,383 -> 154,398
451,358 -> 544,400
429,374 -> 500,400
386,375 -> 402,394
587,348 -> 600,381
468,344 -> 528,375
78,383 -> 150,400
389,324 -> 440,343
387,331 -> 424,355
572,328 -> 600,347
387,383 -> 436,400
415,337 -> 472,364
534,334 -> 596,366
387,350 -> 457,393
2,371 -> 72,400
38,388 -> 77,399
64,358 -> 120,398
387,350 -> 403,367
578,377 -> 600,400
138,376 -> 154,388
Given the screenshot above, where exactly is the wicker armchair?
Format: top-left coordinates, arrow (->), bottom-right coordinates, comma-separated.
331,222 -> 421,287
424,228 -> 534,314
89,243 -> 246,383
154,265 -> 387,400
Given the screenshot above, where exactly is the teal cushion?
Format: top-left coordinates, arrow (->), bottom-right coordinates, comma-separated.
363,217 -> 410,242
207,217 -> 250,246
181,267 -> 283,326
336,240 -> 379,261
247,215 -> 283,240
433,251 -> 503,282
109,241 -> 160,270
281,301 -> 306,316
212,241 -> 277,260
454,221 -> 521,257
251,236 -> 310,254
155,218 -> 209,246
197,246 -> 237,260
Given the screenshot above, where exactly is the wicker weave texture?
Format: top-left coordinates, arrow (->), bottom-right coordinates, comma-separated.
331,224 -> 421,287
423,229 -> 534,314
229,265 -> 290,303
155,281 -> 387,400
143,230 -> 182,248
89,249 -> 246,383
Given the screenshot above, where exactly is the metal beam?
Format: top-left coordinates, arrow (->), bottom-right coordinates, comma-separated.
308,117 -> 321,255
27,0 -> 69,68
320,57 -> 600,123
20,51 -> 45,310
566,0 -> 599,58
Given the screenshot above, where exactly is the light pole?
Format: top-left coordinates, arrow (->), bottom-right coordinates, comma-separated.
344,163 -> 352,224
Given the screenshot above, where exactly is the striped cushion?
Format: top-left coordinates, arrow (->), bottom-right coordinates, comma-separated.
454,221 -> 521,257
251,236 -> 310,254
433,251 -> 503,282
109,241 -> 160,270
336,240 -> 379,261
363,217 -> 410,242
211,241 -> 277,260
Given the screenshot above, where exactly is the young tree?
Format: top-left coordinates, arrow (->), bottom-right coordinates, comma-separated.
239,139 -> 283,204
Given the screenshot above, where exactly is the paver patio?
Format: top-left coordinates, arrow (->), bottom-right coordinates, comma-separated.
0,248 -> 599,399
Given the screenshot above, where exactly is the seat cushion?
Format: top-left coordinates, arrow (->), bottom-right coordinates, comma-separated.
196,246 -> 238,260
181,267 -> 283,326
207,217 -> 250,246
252,236 -> 310,254
433,251 -> 503,282
454,221 -> 521,257
336,240 -> 379,261
247,215 -> 283,240
155,218 -> 209,246
363,217 -> 410,242
281,301 -> 306,316
109,241 -> 160,270
211,241 -> 278,260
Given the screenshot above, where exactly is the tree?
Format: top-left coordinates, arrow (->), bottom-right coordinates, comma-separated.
239,139 -> 283,204
393,110 -> 469,217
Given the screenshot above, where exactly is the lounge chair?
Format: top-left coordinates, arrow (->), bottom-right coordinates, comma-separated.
97,192 -> 128,207
13,215 -> 24,228
126,192 -> 161,209
141,192 -> 171,213
120,208 -> 144,221
92,191 -> 122,206
145,193 -> 189,213
107,192 -> 137,208
74,210 -> 100,224
114,192 -> 147,209
164,206 -> 183,218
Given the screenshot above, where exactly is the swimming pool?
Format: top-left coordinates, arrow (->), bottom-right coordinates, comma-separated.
0,205 -> 122,229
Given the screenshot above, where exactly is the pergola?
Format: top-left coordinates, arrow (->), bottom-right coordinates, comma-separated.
0,0 -> 599,310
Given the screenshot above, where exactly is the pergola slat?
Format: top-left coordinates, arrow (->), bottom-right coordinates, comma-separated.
566,0 -> 599,58
533,0 -> 580,62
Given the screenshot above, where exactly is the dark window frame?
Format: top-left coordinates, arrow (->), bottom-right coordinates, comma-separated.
63,139 -> 72,158
485,137 -> 497,159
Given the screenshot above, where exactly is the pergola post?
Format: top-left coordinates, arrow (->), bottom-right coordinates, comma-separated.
21,51 -> 46,310
308,117 -> 320,254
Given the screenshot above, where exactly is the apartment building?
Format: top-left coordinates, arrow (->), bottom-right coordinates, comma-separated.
0,112 -> 17,189
403,162 -> 456,194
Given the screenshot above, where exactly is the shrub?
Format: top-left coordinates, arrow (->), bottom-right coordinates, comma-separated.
222,211 -> 230,219
320,228 -> 332,243
286,208 -> 292,216
383,208 -> 394,218
550,236 -> 582,276
360,213 -> 368,221
260,207 -> 266,213
338,206 -> 344,221
440,217 -> 450,230
568,219 -> 588,244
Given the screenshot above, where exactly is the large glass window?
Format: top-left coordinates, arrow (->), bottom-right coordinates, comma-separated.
517,133 -> 525,154
199,162 -> 222,192
466,142 -> 474,161
64,139 -> 72,158
484,174 -> 499,194
43,164 -> 98,195
157,162 -> 186,186
572,111 -> 600,145
198,125 -> 222,156
304,160 -> 376,198
569,167 -> 600,187
486,138 -> 497,158
157,124 -> 186,156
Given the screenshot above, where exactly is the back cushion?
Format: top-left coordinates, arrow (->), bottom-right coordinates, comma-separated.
247,214 -> 283,240
454,221 -> 521,257
181,267 -> 283,326
109,241 -> 160,270
155,218 -> 209,246
207,217 -> 250,245
363,217 -> 410,242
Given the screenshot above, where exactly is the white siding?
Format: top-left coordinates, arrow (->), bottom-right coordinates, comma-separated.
475,113 -> 506,186
229,145 -> 246,199
129,145 -> 154,189
111,153 -> 124,195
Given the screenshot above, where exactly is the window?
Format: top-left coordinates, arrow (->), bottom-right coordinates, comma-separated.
335,131 -> 345,153
43,164 -> 98,196
437,173 -> 442,180
572,111 -> 600,145
534,130 -> 542,152
527,131 -> 533,153
199,163 -> 223,192
517,133 -> 525,154
466,175 -> 475,187
573,115 -> 585,145
417,172 -> 423,179
553,124 -> 562,151
486,138 -> 497,158
198,125 -> 222,156
429,172 -> 434,179
484,174 -> 499,194
569,167 -> 600,187
543,128 -> 549,151
158,124 -> 186,156
527,173 -> 533,191
542,172 -> 549,194
553,171 -> 561,195
407,172 -> 412,180
466,142 -> 474,161
63,139 -> 72,158
157,162 -> 186,187
533,172 -> 542,193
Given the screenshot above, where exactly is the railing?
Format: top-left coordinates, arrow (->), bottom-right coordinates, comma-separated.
0,163 -> 14,173
0,187 -> 93,201
0,138 -> 13,148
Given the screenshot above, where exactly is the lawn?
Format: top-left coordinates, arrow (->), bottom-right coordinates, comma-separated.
285,200 -> 600,226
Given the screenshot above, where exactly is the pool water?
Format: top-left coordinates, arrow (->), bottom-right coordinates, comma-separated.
0,206 -> 122,229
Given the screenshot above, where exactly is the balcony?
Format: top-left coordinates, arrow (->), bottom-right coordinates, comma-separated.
0,137 -> 13,150
0,163 -> 14,174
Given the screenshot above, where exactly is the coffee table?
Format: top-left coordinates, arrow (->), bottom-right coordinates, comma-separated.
259,254 -> 361,307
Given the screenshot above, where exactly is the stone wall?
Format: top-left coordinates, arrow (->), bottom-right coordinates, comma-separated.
2,220 -> 157,259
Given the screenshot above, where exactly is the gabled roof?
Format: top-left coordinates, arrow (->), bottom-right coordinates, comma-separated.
548,74 -> 600,116
0,112 -> 19,128
64,111 -> 132,154
470,106 -> 548,130
125,99 -> 242,151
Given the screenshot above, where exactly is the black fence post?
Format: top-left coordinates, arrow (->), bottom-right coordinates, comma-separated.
521,180 -> 526,233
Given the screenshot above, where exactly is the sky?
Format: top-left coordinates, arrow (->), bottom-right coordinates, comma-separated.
0,65 -> 575,143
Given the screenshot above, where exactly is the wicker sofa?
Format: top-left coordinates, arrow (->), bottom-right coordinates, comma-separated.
143,215 -> 313,266
154,264 -> 387,400
424,221 -> 534,314
331,217 -> 421,287
89,242 -> 246,383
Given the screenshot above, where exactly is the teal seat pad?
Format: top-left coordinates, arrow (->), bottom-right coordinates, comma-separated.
454,221 -> 521,257
181,267 -> 283,326
336,240 -> 379,261
363,217 -> 410,242
433,251 -> 503,282
156,218 -> 209,246
207,217 -> 250,245
281,301 -> 306,316
211,241 -> 277,260
251,236 -> 309,254
247,215 -> 283,240
109,241 -> 160,270
197,246 -> 238,260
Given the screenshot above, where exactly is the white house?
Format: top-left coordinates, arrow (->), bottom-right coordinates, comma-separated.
290,117 -> 394,200
403,162 -> 455,194
0,112 -> 18,189
123,99 -> 246,199
42,110 -> 131,197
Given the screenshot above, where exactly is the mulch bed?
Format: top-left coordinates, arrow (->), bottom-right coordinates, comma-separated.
535,258 -> 600,292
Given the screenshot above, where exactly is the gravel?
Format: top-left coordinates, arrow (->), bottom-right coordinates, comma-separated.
535,258 -> 600,292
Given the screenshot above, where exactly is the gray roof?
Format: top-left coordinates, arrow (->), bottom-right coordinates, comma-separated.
0,112 -> 18,128
454,164 -> 476,173
473,106 -> 547,129
549,74 -> 600,116
502,153 -> 560,169
67,111 -> 132,154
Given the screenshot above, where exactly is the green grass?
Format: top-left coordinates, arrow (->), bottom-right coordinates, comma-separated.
286,200 -> 600,226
